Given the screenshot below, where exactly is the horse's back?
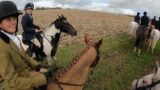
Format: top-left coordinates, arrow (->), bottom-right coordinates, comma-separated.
129,21 -> 138,36
151,29 -> 160,40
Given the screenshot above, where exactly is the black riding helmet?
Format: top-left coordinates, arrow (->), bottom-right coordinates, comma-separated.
25,3 -> 34,10
0,1 -> 22,21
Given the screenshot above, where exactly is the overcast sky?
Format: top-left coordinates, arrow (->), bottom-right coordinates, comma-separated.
1,0 -> 160,18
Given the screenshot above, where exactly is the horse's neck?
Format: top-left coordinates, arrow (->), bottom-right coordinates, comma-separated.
59,47 -> 97,81
48,47 -> 97,90
44,24 -> 60,36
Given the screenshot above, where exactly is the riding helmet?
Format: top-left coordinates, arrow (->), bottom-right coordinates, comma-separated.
25,3 -> 34,10
0,1 -> 22,21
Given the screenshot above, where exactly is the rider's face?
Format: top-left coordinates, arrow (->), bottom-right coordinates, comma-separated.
0,16 -> 17,34
26,8 -> 33,15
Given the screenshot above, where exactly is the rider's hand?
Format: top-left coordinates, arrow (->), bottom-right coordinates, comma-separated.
39,68 -> 48,73
43,69 -> 53,80
36,29 -> 43,33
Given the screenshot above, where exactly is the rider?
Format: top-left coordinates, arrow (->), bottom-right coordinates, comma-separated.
134,12 -> 140,24
155,17 -> 160,30
151,16 -> 157,26
21,2 -> 44,56
140,11 -> 149,27
0,1 -> 52,90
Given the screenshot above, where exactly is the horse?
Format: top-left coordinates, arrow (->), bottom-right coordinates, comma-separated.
132,61 -> 160,90
129,21 -> 139,38
39,34 -> 102,90
148,25 -> 160,54
133,25 -> 149,56
17,15 -> 77,65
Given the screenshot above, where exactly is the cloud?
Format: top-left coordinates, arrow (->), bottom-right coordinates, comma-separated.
0,0 -> 160,17
107,0 -> 160,17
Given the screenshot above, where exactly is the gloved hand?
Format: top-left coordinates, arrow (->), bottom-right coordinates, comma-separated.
43,69 -> 53,79
35,64 -> 42,72
35,64 -> 49,72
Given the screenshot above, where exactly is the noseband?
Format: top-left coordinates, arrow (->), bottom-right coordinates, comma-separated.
135,79 -> 160,90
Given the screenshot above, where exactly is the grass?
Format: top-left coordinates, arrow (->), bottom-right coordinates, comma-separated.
54,33 -> 160,90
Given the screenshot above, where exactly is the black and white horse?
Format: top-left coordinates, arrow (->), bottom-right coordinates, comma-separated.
17,15 -> 77,65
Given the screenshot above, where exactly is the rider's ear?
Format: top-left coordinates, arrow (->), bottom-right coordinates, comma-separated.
96,39 -> 103,48
84,33 -> 90,44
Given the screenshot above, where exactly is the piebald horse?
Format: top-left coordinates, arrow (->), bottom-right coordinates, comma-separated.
17,15 -> 77,65
132,61 -> 160,90
40,34 -> 103,90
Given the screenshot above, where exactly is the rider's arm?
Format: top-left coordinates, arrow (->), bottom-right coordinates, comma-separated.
21,16 -> 36,33
0,45 -> 46,89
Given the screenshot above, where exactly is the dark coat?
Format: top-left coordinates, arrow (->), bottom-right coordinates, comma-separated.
0,31 -> 46,90
140,16 -> 149,26
134,15 -> 140,24
21,14 -> 40,41
151,19 -> 157,26
155,20 -> 160,30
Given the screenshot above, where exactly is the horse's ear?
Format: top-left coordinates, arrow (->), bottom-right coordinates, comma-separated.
61,14 -> 66,20
96,38 -> 103,48
58,15 -> 61,19
84,33 -> 90,44
62,15 -> 64,18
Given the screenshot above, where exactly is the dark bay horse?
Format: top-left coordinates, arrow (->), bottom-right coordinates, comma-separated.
134,25 -> 149,56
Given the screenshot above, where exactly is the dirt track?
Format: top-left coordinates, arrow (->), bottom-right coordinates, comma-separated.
18,9 -> 133,46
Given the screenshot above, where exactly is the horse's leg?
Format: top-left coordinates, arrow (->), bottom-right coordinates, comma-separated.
148,39 -> 152,52
133,47 -> 137,54
138,49 -> 141,56
46,57 -> 55,66
151,39 -> 158,54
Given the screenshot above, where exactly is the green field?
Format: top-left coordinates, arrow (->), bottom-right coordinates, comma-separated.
54,33 -> 160,90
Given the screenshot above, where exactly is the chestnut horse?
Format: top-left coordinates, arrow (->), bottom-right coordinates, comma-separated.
41,34 -> 103,90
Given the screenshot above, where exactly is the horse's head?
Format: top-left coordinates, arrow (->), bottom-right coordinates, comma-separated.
52,15 -> 77,36
132,74 -> 153,90
152,61 -> 160,82
132,61 -> 160,90
84,33 -> 103,67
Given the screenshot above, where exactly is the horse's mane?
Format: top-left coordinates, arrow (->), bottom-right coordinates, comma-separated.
49,21 -> 55,27
55,46 -> 91,78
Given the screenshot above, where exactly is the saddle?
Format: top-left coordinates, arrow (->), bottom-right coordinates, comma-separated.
23,33 -> 46,61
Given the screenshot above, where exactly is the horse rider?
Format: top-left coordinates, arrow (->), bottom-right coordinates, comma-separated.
140,11 -> 149,28
134,12 -> 140,25
0,1 -> 52,90
151,16 -> 157,27
21,3 -> 44,56
155,17 -> 160,30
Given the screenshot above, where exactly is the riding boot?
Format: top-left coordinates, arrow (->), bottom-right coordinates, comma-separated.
26,44 -> 33,57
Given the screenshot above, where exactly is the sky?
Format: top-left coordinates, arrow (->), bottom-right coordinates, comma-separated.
1,0 -> 160,18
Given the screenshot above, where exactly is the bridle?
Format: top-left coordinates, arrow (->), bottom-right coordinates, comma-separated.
135,79 -> 160,90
